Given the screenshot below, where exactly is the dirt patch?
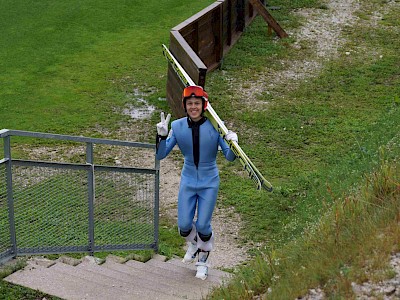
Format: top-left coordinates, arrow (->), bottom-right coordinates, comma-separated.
233,0 -> 361,112
293,0 -> 360,59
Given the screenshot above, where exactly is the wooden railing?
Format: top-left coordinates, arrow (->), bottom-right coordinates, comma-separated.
166,0 -> 264,117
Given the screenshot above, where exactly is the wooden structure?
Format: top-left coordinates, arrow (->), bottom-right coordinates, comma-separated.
166,0 -> 286,117
248,0 -> 288,38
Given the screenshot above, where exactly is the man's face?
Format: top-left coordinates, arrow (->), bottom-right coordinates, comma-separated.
185,97 -> 203,121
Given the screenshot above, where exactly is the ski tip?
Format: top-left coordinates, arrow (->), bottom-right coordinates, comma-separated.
255,182 -> 273,192
261,182 -> 273,192
257,185 -> 273,192
263,186 -> 273,192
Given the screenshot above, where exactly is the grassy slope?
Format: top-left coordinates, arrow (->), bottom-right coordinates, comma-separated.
206,0 -> 400,298
0,0 -> 399,299
0,0 -> 212,298
0,0 -> 213,134
206,0 -> 400,246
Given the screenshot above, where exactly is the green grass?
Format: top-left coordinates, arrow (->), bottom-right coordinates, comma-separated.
210,158 -> 400,299
205,0 -> 400,298
207,0 -> 400,247
0,0 -> 213,135
1,0 -> 400,298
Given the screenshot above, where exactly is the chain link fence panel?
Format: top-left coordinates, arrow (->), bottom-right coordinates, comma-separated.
0,130 -> 159,263
12,164 -> 89,254
0,162 -> 11,260
94,170 -> 156,250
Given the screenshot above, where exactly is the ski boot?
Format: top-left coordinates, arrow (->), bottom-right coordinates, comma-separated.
195,251 -> 210,280
182,241 -> 198,263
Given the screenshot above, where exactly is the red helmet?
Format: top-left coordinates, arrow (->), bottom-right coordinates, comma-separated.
182,85 -> 208,111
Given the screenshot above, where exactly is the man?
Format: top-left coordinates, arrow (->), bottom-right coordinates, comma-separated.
156,85 -> 238,280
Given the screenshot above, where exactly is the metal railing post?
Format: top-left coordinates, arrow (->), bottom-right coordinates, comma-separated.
4,136 -> 17,257
86,142 -> 95,256
154,157 -> 160,252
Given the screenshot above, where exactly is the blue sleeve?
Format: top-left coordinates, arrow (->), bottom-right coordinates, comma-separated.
218,135 -> 236,162
156,130 -> 177,160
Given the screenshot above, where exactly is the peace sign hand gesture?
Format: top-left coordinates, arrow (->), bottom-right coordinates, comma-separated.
156,112 -> 171,136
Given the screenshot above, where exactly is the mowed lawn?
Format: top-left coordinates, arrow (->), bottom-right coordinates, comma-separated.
0,0 -> 213,134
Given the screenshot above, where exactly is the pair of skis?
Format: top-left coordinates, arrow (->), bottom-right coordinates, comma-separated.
162,44 -> 272,192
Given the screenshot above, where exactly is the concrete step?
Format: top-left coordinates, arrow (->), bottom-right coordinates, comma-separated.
4,262 -> 134,300
146,257 -> 232,285
4,255 -> 231,300
168,257 -> 232,279
102,259 -> 206,299
76,259 -> 184,299
126,259 -> 220,287
50,261 -> 180,300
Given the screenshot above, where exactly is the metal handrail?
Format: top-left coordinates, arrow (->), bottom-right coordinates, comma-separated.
0,129 -> 160,264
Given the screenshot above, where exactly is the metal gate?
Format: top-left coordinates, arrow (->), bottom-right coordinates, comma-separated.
0,129 -> 159,264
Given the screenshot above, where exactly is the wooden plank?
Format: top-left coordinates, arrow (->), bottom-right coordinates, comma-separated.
179,26 -> 197,50
248,0 -> 288,38
166,64 -> 186,118
166,31 -> 207,117
236,0 -> 245,32
195,9 -> 222,68
218,0 -> 257,55
177,3 -> 223,70
214,6 -> 223,63
248,0 -> 254,19
172,1 -> 222,32
169,30 -> 207,84
217,0 -> 231,47
226,0 -> 232,45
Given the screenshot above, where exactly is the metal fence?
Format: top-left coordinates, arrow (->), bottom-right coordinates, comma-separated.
0,129 -> 159,264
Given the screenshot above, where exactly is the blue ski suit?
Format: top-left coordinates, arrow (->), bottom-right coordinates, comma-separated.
156,117 -> 236,237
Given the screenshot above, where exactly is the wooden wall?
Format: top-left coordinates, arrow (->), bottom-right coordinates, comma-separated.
166,0 -> 264,117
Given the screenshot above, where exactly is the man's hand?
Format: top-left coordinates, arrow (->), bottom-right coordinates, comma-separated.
225,130 -> 238,143
156,112 -> 171,136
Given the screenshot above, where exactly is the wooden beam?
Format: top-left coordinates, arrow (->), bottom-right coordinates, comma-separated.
248,0 -> 288,38
169,30 -> 207,86
236,0 -> 245,32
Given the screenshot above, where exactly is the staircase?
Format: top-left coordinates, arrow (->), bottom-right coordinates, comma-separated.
4,254 -> 231,300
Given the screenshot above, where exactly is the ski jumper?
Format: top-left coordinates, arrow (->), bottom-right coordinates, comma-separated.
156,116 -> 236,243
